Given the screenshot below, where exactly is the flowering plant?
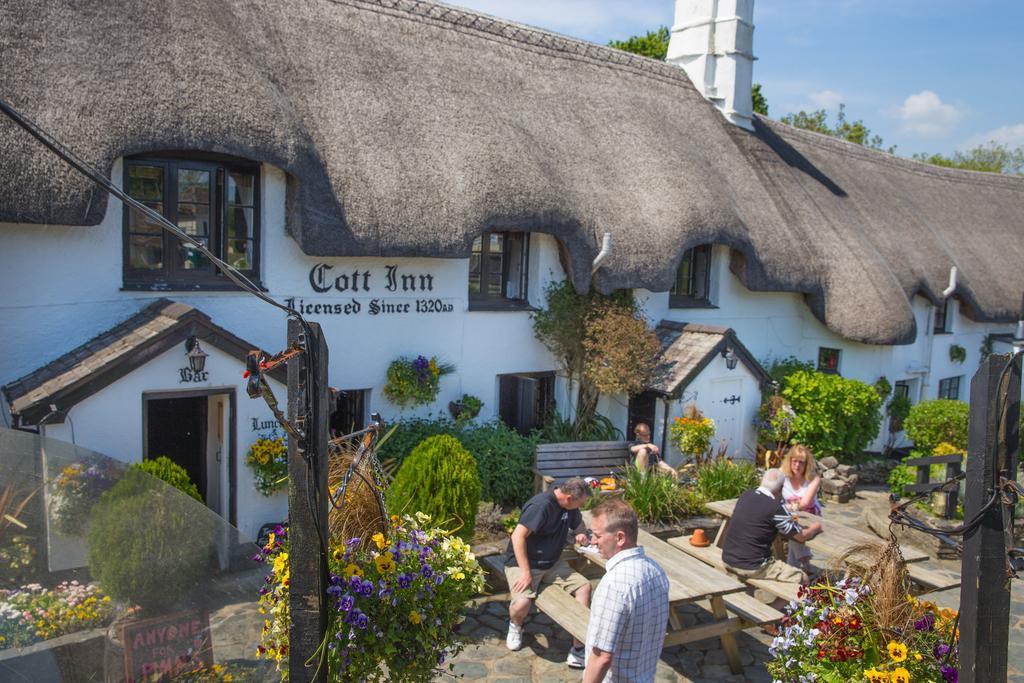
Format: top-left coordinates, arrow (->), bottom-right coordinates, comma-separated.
0,581 -> 114,649
757,395 -> 797,448
382,356 -> 455,407
254,513 -> 485,681
245,437 -> 289,496
49,455 -> 121,535
669,412 -> 715,459
766,576 -> 959,683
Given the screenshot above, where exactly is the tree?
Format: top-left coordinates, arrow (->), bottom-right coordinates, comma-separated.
752,83 -> 769,116
608,27 -> 768,112
780,104 -> 892,151
532,281 -> 660,438
912,142 -> 1024,175
608,26 -> 670,60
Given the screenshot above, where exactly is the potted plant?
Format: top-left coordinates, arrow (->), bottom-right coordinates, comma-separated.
669,405 -> 716,466
447,394 -> 483,423
245,437 -> 289,496
383,355 -> 455,408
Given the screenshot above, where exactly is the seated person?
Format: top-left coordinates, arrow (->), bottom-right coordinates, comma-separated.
781,444 -> 822,573
721,468 -> 822,586
629,423 -> 678,480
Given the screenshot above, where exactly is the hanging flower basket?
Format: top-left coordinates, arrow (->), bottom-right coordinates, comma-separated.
245,437 -> 288,496
48,455 -> 121,535
669,407 -> 715,463
382,356 -> 454,407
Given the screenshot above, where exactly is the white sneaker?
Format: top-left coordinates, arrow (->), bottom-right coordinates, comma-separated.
506,621 -> 524,651
566,646 -> 585,669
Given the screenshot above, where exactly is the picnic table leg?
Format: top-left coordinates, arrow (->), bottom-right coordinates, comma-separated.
714,519 -> 730,549
710,595 -> 743,675
668,605 -> 683,631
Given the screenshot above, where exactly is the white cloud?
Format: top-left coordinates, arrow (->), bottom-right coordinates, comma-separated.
896,90 -> 962,137
808,90 -> 844,111
963,123 -> 1024,150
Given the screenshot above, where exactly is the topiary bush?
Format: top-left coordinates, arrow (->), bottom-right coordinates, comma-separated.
388,434 -> 482,539
903,399 -> 969,452
132,456 -> 202,502
87,468 -> 214,612
781,370 -> 883,459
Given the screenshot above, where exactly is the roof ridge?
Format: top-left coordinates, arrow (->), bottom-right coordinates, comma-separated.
334,0 -> 698,90
755,115 -> 1024,190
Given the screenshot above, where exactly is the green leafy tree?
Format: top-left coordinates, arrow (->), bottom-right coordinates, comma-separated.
903,399 -> 969,452
781,104 -> 892,152
532,281 -> 660,439
781,370 -> 883,458
912,142 -> 1024,175
752,83 -> 769,115
608,26 -> 670,60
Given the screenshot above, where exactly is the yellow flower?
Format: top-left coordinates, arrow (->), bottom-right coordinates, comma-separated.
913,653 -> 922,662
863,669 -> 887,683
374,554 -> 396,574
887,641 -> 908,662
332,548 -> 345,561
453,571 -> 466,581
890,667 -> 910,683
272,552 -> 289,576
343,563 -> 363,579
371,532 -> 387,550
409,610 -> 422,624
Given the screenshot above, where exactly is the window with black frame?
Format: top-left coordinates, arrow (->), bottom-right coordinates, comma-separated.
498,373 -> 554,435
468,231 -> 529,309
669,244 -> 713,307
817,347 -> 841,374
891,380 -> 912,431
933,299 -> 951,334
123,155 -> 260,289
937,376 -> 961,401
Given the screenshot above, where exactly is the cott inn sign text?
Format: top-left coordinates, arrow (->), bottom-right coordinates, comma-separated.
285,264 -> 455,317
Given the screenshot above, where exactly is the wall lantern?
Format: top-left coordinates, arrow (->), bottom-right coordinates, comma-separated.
722,346 -> 739,371
185,336 -> 209,374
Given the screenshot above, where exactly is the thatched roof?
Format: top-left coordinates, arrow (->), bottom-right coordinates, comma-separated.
1,0 -> 1022,345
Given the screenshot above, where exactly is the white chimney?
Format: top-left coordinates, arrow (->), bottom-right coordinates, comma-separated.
666,0 -> 756,131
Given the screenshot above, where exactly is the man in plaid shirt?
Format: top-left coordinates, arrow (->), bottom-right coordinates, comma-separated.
583,499 -> 669,683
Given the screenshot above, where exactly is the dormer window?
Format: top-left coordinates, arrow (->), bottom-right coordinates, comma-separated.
123,154 -> 260,290
468,231 -> 530,310
933,299 -> 951,334
669,244 -> 713,308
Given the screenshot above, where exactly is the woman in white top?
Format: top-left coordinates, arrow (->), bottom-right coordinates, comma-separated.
780,443 -> 822,573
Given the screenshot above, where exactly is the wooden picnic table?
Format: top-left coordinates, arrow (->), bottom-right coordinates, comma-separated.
704,498 -> 930,564
575,511 -> 767,674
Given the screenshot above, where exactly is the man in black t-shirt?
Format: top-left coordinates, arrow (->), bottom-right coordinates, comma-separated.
721,468 -> 823,586
504,478 -> 592,668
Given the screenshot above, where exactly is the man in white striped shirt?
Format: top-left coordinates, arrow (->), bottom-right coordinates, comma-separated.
583,499 -> 670,683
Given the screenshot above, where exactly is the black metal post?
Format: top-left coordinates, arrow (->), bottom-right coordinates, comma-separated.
959,352 -> 1020,683
287,320 -> 330,682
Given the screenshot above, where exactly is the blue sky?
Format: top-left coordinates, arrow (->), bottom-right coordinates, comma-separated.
449,0 -> 1024,157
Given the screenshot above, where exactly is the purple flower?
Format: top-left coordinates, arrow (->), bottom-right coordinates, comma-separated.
940,664 -> 958,683
327,584 -> 344,598
420,565 -> 433,579
914,614 -> 935,631
360,579 -> 375,596
397,573 -> 413,589
258,587 -> 269,596
935,643 -> 951,658
251,554 -> 264,563
349,576 -> 364,591
434,573 -> 445,586
355,612 -> 370,630
338,594 -> 355,612
273,525 -> 287,538
346,537 -> 361,548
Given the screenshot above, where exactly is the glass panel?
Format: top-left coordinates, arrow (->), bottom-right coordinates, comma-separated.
227,171 -> 255,206
489,233 -> 503,253
178,238 -> 210,271
504,233 -> 526,300
486,254 -> 503,296
129,235 -> 163,270
127,165 -> 163,201
177,169 -> 210,204
226,206 -> 254,240
177,203 -> 210,237
128,202 -> 165,234
691,245 -> 710,300
672,250 -> 693,296
468,237 -> 483,295
226,239 -> 253,270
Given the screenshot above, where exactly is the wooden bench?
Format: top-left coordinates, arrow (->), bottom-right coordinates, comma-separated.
667,535 -> 801,604
533,440 -> 631,492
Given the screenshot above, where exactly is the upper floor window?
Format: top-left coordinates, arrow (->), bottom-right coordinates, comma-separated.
669,244 -> 713,308
123,155 -> 260,290
933,299 -> 951,334
469,231 -> 529,309
938,376 -> 961,401
817,347 -> 841,374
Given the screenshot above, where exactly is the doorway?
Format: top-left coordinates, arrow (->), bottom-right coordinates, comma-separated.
627,391 -> 659,442
143,390 -> 235,525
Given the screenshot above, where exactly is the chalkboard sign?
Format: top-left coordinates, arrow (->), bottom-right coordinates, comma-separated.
121,608 -> 212,682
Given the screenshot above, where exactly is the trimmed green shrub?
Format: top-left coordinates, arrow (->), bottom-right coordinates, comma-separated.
695,458 -> 759,502
457,421 -> 536,507
132,456 -> 202,502
903,399 -> 969,452
781,370 -> 883,458
389,434 -> 482,539
766,356 -> 816,386
87,468 -> 214,612
887,460 -> 917,498
377,418 -> 536,507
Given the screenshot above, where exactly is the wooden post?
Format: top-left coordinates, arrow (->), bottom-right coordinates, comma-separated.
287,320 -> 330,682
959,353 -> 1020,683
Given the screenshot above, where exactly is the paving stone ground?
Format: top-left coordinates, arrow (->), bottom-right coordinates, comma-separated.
447,487 -> 1024,682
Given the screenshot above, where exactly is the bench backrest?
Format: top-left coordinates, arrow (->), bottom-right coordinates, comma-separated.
534,440 -> 631,484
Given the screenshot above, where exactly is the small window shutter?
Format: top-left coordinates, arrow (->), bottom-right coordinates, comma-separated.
516,377 -> 538,436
